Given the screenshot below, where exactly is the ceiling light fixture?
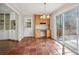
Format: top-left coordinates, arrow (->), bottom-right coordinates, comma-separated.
40,3 -> 50,19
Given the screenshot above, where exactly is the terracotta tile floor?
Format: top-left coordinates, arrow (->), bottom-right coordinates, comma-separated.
0,38 -> 62,55
0,40 -> 18,55
8,37 -> 62,55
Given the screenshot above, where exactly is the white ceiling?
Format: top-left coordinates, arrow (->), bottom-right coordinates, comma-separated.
0,4 -> 13,13
7,3 -> 65,16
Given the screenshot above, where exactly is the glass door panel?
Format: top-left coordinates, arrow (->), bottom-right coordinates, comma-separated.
9,20 -> 16,40
11,20 -> 16,30
56,14 -> 63,42
5,13 -> 10,30
0,13 -> 4,39
77,7 -> 79,54
64,9 -> 77,54
0,13 -> 4,30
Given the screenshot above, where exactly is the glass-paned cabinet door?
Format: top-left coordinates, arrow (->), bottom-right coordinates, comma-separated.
5,13 -> 10,30
0,13 -> 4,30
11,20 -> 16,30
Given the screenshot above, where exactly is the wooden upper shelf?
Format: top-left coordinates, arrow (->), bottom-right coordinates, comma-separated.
35,15 -> 50,27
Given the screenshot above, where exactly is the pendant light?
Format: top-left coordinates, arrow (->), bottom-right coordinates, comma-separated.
40,3 -> 50,19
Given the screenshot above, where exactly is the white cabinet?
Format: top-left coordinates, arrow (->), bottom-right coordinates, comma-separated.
0,13 -> 16,40
36,24 -> 48,30
9,30 -> 16,40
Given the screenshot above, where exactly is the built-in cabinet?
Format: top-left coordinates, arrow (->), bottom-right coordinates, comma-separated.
0,13 -> 16,40
0,13 -> 4,30
0,13 -> 16,30
35,15 -> 51,38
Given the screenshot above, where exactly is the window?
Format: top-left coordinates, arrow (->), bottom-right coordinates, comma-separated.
26,19 -> 31,28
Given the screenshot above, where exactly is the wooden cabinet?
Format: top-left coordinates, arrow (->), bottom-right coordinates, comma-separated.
35,15 -> 40,38
35,15 -> 51,38
46,29 -> 51,38
35,15 -> 40,25
35,29 -> 40,38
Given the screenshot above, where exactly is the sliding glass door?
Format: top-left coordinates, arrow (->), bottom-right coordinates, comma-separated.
64,9 -> 78,54
56,6 -> 79,54
77,7 -> 79,54
56,14 -> 63,41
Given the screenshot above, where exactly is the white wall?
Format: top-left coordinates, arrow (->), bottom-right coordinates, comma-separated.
16,15 -> 24,41
50,14 -> 57,39
23,16 -> 34,37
